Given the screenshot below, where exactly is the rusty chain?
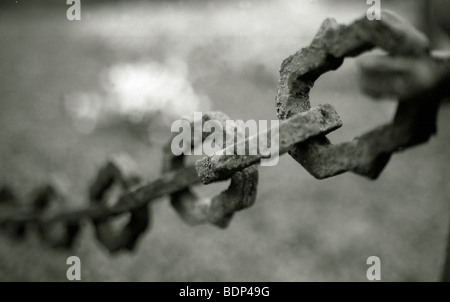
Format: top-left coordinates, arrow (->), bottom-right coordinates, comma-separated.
275,10 -> 447,179
0,10 -> 449,280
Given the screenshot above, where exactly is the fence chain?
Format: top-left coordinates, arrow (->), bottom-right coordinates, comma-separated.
196,104 -> 342,184
0,9 -> 449,280
276,10 -> 446,179
163,111 -> 259,228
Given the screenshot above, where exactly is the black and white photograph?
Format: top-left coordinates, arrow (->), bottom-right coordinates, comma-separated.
0,0 -> 449,287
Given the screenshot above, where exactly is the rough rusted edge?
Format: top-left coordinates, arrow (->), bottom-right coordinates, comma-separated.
275,10 -> 439,179
207,165 -> 258,228
196,104 -> 342,184
276,10 -> 429,121
89,154 -> 150,253
163,112 -> 259,228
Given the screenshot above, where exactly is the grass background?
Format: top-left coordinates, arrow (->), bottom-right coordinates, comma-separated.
0,0 -> 449,281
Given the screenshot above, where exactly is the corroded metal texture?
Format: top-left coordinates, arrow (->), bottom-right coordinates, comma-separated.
0,10 -> 448,278
163,112 -> 259,228
196,104 -> 342,184
275,10 -> 443,180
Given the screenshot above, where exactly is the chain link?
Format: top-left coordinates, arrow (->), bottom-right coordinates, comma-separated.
0,9 -> 449,280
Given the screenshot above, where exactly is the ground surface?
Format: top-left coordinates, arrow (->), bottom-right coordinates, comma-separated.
0,0 -> 449,281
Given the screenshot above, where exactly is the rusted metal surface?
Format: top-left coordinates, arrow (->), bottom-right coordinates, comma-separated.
196,104 -> 342,185
275,10 -> 444,180
163,112 -> 259,228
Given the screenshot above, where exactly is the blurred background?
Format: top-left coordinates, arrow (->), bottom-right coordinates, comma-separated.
0,0 -> 449,281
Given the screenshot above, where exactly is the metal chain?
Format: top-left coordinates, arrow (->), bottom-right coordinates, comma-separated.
276,10 -> 448,179
0,10 -> 449,279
